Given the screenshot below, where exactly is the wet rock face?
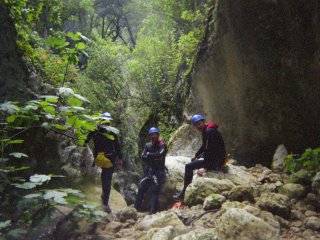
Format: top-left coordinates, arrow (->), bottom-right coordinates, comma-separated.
0,2 -> 28,102
187,0 -> 320,166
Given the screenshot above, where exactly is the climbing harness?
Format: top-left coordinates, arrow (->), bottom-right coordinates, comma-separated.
140,168 -> 159,186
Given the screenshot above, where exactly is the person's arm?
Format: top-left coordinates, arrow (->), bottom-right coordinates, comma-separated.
191,144 -> 204,161
147,143 -> 167,160
195,145 -> 204,157
141,145 -> 149,162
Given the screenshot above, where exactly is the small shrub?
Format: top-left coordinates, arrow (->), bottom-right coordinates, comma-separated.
284,148 -> 320,178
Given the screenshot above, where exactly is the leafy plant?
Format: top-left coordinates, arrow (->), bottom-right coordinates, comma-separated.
284,147 -> 320,177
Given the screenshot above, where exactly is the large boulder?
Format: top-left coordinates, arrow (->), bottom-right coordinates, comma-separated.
53,206 -> 100,239
252,183 -> 279,197
173,230 -> 218,240
203,194 -> 226,210
185,177 -> 234,206
272,144 -> 288,172
166,156 -> 191,174
115,207 -> 137,222
151,226 -> 175,240
215,208 -> 280,240
279,183 -> 306,200
167,124 -> 202,157
256,193 -> 291,219
82,185 -> 127,211
221,201 -> 280,229
304,216 -> 320,231
228,185 -> 254,202
204,164 -> 260,186
135,212 -> 187,235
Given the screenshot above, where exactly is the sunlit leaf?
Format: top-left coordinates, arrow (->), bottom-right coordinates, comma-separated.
58,87 -> 74,96
30,174 -> 51,183
7,139 -> 24,144
53,124 -> 68,130
45,114 -> 55,119
93,210 -> 108,218
0,166 -> 30,173
58,106 -> 71,112
0,101 -> 19,114
83,122 -> 96,131
83,114 -> 100,120
24,193 -> 41,199
42,105 -> 56,115
65,196 -> 81,205
22,105 -> 38,111
75,42 -> 85,50
7,115 -> 17,123
28,100 -> 41,104
45,36 -> 69,49
82,203 -> 98,209
67,96 -> 83,107
54,197 -> 67,204
67,116 -> 83,128
9,152 -> 28,158
12,182 -> 38,189
0,220 -> 11,230
59,188 -> 81,194
102,133 -> 115,140
66,32 -> 81,41
71,106 -> 85,111
104,126 -> 120,135
41,122 -> 50,129
7,228 -> 27,238
39,95 -> 59,103
73,93 -> 90,103
43,190 -> 67,204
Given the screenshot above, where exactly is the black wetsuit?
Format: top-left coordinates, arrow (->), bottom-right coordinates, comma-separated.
85,127 -> 122,206
134,140 -> 167,213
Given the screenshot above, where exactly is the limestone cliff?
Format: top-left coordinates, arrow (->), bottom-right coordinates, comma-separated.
187,0 -> 320,165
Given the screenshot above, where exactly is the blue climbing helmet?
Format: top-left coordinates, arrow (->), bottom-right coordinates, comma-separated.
191,114 -> 205,125
148,127 -> 159,135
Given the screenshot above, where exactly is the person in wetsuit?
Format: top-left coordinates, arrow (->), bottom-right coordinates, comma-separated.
134,127 -> 167,214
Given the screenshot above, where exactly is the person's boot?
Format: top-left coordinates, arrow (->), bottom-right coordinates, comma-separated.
173,189 -> 185,201
103,204 -> 112,213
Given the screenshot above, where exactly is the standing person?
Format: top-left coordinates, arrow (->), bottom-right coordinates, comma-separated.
134,127 -> 167,214
174,114 -> 226,201
85,112 -> 123,212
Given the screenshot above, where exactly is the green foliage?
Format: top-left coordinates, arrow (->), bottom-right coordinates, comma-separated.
74,38 -> 130,112
284,148 -> 320,178
0,88 -> 94,147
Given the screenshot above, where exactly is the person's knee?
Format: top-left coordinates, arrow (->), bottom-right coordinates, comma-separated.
185,162 -> 193,171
